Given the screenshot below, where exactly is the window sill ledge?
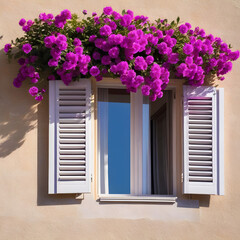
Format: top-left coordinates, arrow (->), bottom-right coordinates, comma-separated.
98,194 -> 177,203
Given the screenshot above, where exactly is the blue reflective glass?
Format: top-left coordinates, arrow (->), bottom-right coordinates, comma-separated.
98,89 -> 130,194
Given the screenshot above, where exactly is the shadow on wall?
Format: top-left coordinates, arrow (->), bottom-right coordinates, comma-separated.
37,94 -> 82,206
0,49 -> 37,158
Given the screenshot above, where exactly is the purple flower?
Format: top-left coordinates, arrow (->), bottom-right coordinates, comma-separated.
18,58 -> 25,65
89,35 -> 97,42
75,46 -> 83,55
134,56 -> 147,71
44,35 -> 56,48
19,18 -> 26,26
157,42 -> 168,55
22,25 -> 30,32
73,38 -> 82,46
92,12 -> 97,16
142,85 -> 151,96
48,58 -> 59,67
183,43 -> 193,55
120,14 -> 132,27
99,25 -> 112,36
29,86 -> 38,96
101,55 -> 111,65
109,21 -> 117,31
61,9 -> 72,19
93,51 -> 101,60
27,20 -> 33,27
4,44 -> 11,53
82,10 -> 87,15
116,61 -> 129,74
48,75 -> 55,80
103,6 -> 113,15
179,24 -> 188,34
51,48 -> 61,60
146,56 -> 154,65
168,53 -> 179,64
22,43 -> 32,54
109,47 -> 119,58
229,50 -> 240,61
13,78 -> 22,88
90,66 -> 100,76
112,11 -> 121,20
35,95 -> 43,101
150,64 -> 161,80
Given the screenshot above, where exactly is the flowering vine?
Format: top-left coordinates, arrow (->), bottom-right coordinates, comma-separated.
4,7 -> 239,101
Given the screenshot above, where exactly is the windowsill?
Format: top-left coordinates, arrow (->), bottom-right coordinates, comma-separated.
98,194 -> 177,203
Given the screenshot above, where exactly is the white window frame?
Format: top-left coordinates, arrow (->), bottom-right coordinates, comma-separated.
96,78 -> 178,203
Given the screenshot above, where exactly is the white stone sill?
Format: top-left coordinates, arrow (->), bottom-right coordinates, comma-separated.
98,194 -> 177,203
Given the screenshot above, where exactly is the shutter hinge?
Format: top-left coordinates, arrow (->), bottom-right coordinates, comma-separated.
173,91 -> 176,99
181,173 -> 184,183
91,174 -> 93,182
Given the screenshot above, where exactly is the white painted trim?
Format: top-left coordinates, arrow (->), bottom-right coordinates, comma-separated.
217,88 -> 224,195
99,194 -> 177,203
131,90 -> 143,195
48,80 -> 57,194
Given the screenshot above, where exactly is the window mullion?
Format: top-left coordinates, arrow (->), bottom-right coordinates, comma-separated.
130,90 -> 143,195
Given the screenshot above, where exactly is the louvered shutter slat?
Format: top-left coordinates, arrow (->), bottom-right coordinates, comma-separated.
183,86 -> 224,195
49,79 -> 91,194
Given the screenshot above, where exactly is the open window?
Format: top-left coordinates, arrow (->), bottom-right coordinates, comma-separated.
97,86 -> 176,201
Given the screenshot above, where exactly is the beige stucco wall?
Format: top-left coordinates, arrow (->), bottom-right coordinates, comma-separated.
1,0 -> 240,239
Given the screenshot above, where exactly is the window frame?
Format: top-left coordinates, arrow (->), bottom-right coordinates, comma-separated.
94,78 -> 181,203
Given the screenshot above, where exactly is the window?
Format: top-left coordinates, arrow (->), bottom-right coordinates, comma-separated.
97,85 -> 176,201
48,79 -> 224,199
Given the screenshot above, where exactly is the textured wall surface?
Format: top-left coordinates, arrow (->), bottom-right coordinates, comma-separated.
0,0 -> 240,239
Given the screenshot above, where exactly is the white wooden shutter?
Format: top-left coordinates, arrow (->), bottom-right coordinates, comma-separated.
183,86 -> 224,195
49,79 -> 91,194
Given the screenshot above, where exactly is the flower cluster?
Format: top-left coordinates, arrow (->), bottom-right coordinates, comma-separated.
4,7 -> 239,101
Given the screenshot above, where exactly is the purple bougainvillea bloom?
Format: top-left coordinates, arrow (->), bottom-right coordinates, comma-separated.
109,47 -> 119,58
120,14 -> 132,27
168,53 -> 179,64
35,95 -> 43,101
103,6 -> 113,15
19,18 -> 26,26
109,21 -> 117,31
179,24 -> 188,34
142,85 -> 151,96
22,25 -> 30,32
112,11 -> 121,20
101,55 -> 111,65
82,10 -> 87,15
92,12 -> 97,16
27,20 -> 34,27
48,58 -> 59,67
4,44 -> 12,53
61,9 -> 72,19
48,75 -> 55,80
73,38 -> 82,46
134,56 -> 147,71
89,35 -> 97,42
146,55 -> 154,65
157,42 -> 168,55
183,43 -> 194,55
29,86 -> 38,96
99,25 -> 112,36
44,35 -> 56,48
18,58 -> 25,65
22,43 -> 32,54
229,50 -> 240,61
90,66 -> 100,76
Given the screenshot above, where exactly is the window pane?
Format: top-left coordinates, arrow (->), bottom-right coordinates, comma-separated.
150,91 -> 173,195
98,89 -> 130,194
